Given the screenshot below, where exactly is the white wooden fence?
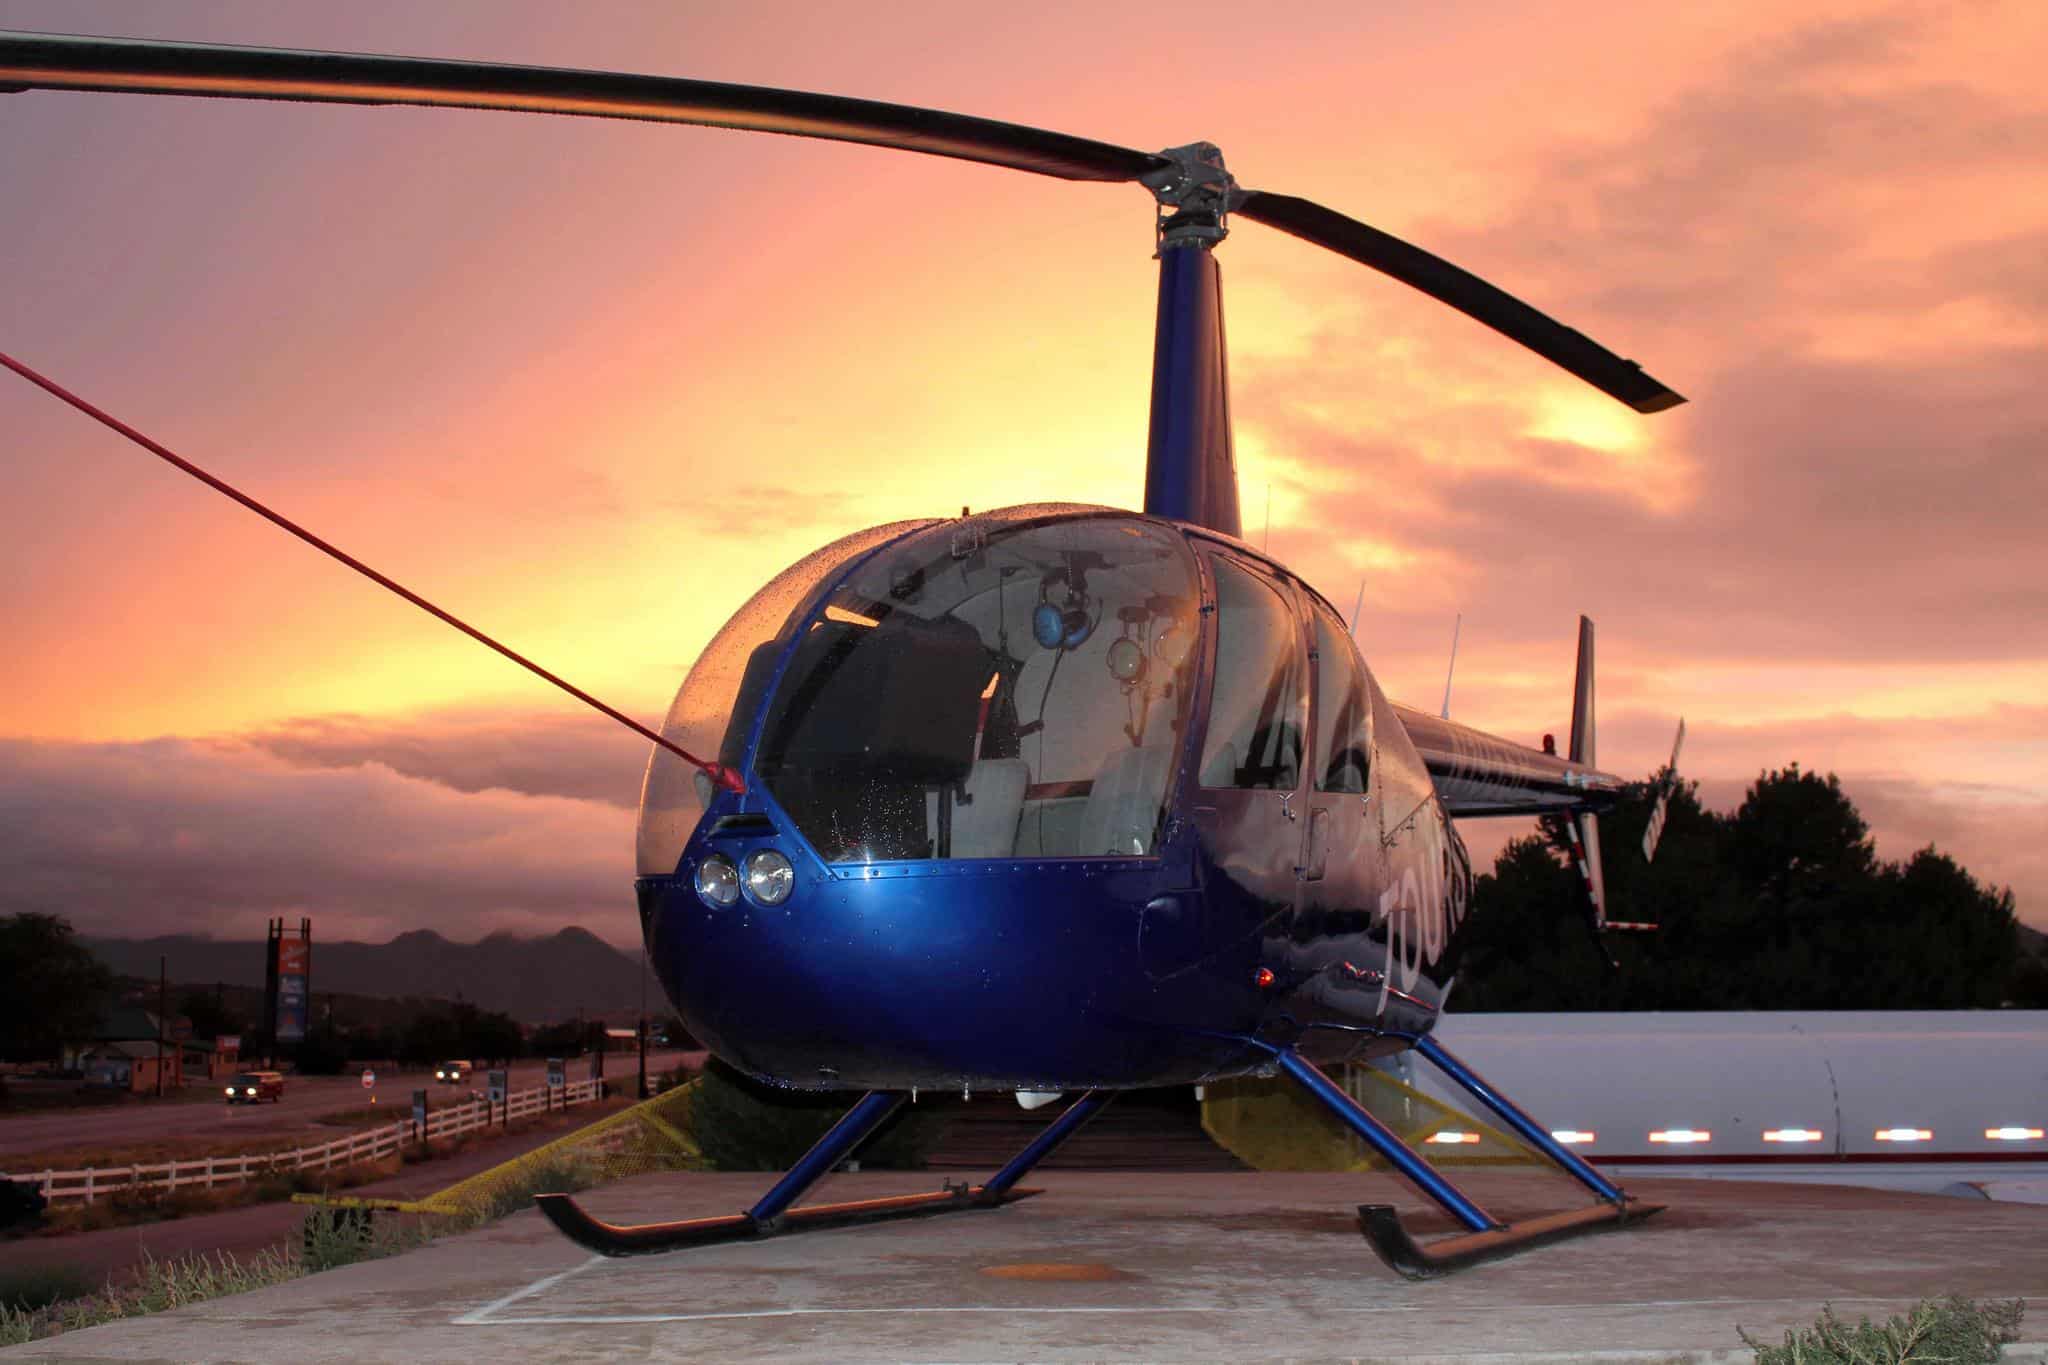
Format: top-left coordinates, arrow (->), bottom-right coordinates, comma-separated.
5,1078 -> 605,1205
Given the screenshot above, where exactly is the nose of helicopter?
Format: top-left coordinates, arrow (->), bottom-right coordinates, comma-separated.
638,854 -> 1235,1091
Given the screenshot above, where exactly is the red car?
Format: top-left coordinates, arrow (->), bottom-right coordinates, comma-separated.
224,1070 -> 284,1104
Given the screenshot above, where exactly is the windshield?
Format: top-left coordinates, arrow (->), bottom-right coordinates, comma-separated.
635,520 -> 936,876
755,511 -> 1200,861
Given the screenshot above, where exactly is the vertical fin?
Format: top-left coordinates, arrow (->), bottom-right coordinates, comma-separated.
1568,615 -> 1594,769
1563,616 -> 1617,956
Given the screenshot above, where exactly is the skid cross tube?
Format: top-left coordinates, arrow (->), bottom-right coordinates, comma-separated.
1276,1051 -> 1499,1233
749,1090 -> 903,1224
985,1090 -> 1113,1195
536,1087 -> 1115,1258
1272,1047 -> 1662,1277
1413,1034 -> 1626,1204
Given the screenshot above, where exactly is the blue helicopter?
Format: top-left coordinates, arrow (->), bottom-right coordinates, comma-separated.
1,31 -> 1689,1276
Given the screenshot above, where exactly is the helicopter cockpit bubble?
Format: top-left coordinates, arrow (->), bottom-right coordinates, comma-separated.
636,519 -> 937,878
751,512 -> 1201,863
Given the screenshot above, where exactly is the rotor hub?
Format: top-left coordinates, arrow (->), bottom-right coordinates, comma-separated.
1140,142 -> 1243,250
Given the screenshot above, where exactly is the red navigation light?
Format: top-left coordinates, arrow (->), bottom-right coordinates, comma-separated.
1254,967 -> 1275,988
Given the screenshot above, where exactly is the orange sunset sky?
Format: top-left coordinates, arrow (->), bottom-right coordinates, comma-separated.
3,1 -> 2043,946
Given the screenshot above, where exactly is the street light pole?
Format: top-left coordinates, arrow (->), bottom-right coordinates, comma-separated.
637,946 -> 650,1101
156,955 -> 167,1098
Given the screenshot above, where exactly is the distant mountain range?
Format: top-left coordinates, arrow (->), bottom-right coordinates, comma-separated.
84,927 -> 648,1024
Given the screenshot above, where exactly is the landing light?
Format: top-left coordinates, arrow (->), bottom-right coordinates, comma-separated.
1874,1128 -> 1932,1142
1425,1131 -> 1480,1145
694,855 -> 741,908
1986,1127 -> 2044,1141
1549,1130 -> 1595,1145
1648,1129 -> 1710,1144
1763,1129 -> 1823,1143
744,849 -> 795,906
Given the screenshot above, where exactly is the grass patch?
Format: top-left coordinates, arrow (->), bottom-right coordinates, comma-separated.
1,1133 -> 309,1173
448,1151 -> 606,1228
1,1201 -> 434,1347
35,1156 -> 401,1236
312,1104 -> 433,1128
0,1245 -> 299,1347
1741,1296 -> 2025,1363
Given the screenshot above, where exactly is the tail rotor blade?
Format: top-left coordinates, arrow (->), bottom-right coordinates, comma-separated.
1235,191 -> 1684,414
1641,717 -> 1687,863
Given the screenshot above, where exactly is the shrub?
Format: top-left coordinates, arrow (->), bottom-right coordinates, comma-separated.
0,1264 -> 91,1314
680,1058 -> 947,1171
1742,1296 -> 2025,1364
453,1152 -> 604,1228
0,1178 -> 46,1232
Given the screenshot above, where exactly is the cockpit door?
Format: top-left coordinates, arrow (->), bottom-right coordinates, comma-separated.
1189,552 -> 1312,950
1302,599 -> 1378,919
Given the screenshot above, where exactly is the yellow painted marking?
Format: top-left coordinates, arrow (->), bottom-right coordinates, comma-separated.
979,1262 -> 1128,1282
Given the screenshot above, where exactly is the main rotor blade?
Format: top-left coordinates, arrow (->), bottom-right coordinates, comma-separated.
0,31 -> 1166,184
1236,191 -> 1684,413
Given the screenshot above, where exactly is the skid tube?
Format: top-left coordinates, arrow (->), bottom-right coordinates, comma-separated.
1271,1044 -> 1663,1278
535,1088 -> 1114,1257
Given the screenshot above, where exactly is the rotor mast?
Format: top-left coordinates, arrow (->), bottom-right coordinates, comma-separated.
1140,143 -> 1243,540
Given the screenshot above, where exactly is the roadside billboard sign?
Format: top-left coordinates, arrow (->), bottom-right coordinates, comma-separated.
274,936 -> 310,1042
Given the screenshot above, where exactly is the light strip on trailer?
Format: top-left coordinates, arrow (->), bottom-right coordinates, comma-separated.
1648,1129 -> 1711,1144
1986,1127 -> 2044,1141
1762,1128 -> 1823,1143
1549,1130 -> 1595,1145
1874,1128 -> 1932,1142
1425,1131 -> 1481,1145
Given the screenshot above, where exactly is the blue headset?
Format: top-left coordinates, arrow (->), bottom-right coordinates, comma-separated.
1031,570 -> 1094,650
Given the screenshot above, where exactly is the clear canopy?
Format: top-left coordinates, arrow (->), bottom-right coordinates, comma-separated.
755,512 -> 1201,862
635,520 -> 934,877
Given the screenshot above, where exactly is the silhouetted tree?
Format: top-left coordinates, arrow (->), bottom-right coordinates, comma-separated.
0,913 -> 115,1069
1452,764 -> 2023,1011
177,988 -> 246,1043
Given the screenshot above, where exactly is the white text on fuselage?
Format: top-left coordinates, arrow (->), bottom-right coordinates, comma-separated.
1376,810 -> 1471,1016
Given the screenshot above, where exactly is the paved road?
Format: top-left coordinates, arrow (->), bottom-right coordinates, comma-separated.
0,1053 -> 690,1165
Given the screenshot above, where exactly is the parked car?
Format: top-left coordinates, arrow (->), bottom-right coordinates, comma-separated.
224,1070 -> 285,1104
434,1059 -> 472,1084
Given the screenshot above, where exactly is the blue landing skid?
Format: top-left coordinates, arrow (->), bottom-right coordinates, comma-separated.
1275,1046 -> 1663,1278
535,1089 -> 1113,1257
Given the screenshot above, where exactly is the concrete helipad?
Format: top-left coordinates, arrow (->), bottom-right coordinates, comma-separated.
6,1169 -> 2043,1362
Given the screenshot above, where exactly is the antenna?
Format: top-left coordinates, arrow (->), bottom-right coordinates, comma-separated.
1439,613 -> 1462,720
1348,577 -> 1365,635
1261,484 -> 1271,551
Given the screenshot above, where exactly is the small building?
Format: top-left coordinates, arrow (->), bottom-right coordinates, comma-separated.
61,1006 -> 234,1093
75,1039 -> 180,1094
